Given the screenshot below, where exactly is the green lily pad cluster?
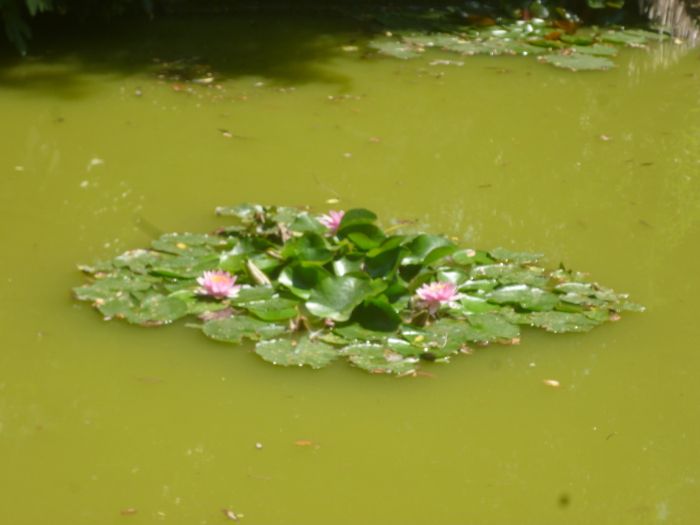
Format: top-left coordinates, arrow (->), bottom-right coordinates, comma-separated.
74,205 -> 643,375
368,14 -> 669,71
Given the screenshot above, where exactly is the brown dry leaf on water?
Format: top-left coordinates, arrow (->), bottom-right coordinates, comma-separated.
294,440 -> 316,446
121,508 -> 138,515
598,135 -> 613,141
543,379 -> 562,387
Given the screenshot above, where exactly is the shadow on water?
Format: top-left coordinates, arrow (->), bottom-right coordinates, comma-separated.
0,11 -> 369,98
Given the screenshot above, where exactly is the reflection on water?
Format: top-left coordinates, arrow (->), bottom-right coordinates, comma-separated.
1,14 -> 700,525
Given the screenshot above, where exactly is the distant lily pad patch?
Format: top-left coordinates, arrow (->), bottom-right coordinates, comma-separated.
363,7 -> 671,71
74,205 -> 642,376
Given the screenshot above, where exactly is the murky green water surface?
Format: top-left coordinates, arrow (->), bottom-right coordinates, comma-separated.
1,13 -> 700,524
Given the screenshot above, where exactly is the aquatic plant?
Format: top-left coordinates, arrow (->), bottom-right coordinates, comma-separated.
73,204 -> 643,375
196,269 -> 241,299
366,9 -> 672,71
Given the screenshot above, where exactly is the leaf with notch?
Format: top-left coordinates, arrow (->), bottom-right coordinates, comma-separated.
306,276 -> 377,322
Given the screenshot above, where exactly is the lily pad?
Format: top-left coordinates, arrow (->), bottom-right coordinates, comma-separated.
246,296 -> 300,321
351,298 -> 403,332
471,264 -> 547,287
529,311 -> 600,333
288,212 -> 327,234
202,316 -> 286,343
403,234 -> 456,264
255,337 -> 338,369
129,293 -> 189,324
113,249 -> 170,273
334,324 -> 390,342
278,264 -> 331,300
151,233 -> 223,257
600,31 -> 649,45
542,53 -> 615,70
489,248 -> 543,264
306,276 -> 377,322
487,285 -> 560,311
568,44 -> 619,56
462,313 -> 520,342
340,343 -> 418,374
368,40 -> 421,59
402,33 -> 461,46
229,285 -> 276,305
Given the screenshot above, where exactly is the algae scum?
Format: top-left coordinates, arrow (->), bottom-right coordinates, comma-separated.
73,204 -> 643,375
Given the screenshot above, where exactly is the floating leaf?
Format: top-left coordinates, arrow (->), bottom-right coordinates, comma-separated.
287,232 -> 334,264
278,264 -> 331,299
202,316 -> 285,343
542,53 -> 615,71
600,31 -> 649,45
339,224 -> 386,251
288,212 -> 326,234
229,285 -> 276,305
334,324 -> 390,343
73,276 -> 155,301
462,313 -> 520,342
402,33 -> 461,47
216,203 -> 264,219
246,296 -> 300,321
129,293 -> 189,324
489,248 -> 543,264
255,337 -> 338,368
369,40 -> 421,59
351,298 -> 403,332
529,311 -> 600,333
567,44 -> 619,56
306,276 -> 377,322
403,235 -> 456,264
340,343 -> 418,374
338,208 -> 378,228
487,285 -> 560,311
113,249 -> 169,273
333,253 -> 365,276
151,233 -> 223,257
471,264 -> 547,287
456,295 -> 499,313
365,246 -> 409,278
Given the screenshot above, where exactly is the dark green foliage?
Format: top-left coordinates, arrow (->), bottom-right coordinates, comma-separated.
74,204 -> 642,375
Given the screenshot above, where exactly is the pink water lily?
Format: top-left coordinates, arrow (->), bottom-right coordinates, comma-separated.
318,210 -> 345,235
416,281 -> 465,315
196,270 -> 241,299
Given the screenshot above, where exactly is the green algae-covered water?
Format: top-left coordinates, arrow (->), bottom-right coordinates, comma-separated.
1,13 -> 700,524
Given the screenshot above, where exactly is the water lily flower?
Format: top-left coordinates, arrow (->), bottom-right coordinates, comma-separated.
318,210 -> 345,235
416,281 -> 465,315
196,270 -> 241,299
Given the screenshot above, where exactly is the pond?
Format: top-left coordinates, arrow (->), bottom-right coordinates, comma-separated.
1,11 -> 699,525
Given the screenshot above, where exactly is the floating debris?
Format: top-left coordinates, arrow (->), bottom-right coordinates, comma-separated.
543,379 -> 562,387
